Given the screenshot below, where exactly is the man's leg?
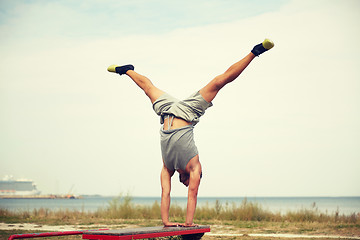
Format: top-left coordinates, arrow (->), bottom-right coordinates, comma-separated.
199,52 -> 255,103
108,65 -> 164,103
126,70 -> 165,103
199,39 -> 274,103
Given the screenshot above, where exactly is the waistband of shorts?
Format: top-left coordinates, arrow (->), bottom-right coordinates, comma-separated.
160,124 -> 194,133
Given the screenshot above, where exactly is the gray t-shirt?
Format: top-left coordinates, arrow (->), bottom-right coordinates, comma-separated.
160,124 -> 198,171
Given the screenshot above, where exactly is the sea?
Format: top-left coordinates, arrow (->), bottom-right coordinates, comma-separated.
1,196 -> 359,215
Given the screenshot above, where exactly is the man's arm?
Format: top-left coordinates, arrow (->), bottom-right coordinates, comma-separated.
160,165 -> 178,226
184,161 -> 202,226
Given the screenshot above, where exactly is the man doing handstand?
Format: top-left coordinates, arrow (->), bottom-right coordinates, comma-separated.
107,39 -> 274,227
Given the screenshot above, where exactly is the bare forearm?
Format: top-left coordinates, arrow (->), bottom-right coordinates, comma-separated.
161,193 -> 171,224
185,189 -> 198,225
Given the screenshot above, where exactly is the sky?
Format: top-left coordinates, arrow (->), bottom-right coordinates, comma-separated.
0,0 -> 359,197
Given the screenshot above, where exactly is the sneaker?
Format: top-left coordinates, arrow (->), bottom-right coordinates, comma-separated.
107,64 -> 134,75
251,39 -> 274,56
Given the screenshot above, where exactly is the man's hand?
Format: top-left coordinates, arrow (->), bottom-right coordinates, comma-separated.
163,222 -> 181,227
180,223 -> 199,227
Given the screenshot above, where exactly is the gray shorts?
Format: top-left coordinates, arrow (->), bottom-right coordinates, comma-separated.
152,91 -> 213,126
153,91 -> 213,171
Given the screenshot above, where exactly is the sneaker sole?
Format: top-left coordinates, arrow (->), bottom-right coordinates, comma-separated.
262,39 -> 274,50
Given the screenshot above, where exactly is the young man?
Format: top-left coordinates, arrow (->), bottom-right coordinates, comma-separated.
107,39 -> 274,227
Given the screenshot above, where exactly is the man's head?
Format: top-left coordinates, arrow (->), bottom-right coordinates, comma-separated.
179,173 -> 190,186
179,172 -> 202,187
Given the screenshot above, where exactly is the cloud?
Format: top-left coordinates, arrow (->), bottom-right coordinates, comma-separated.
0,0 -> 288,43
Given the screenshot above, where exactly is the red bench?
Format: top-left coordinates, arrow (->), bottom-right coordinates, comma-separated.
82,225 -> 210,240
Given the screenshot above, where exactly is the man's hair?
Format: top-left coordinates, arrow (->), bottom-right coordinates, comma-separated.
179,172 -> 202,182
179,173 -> 189,182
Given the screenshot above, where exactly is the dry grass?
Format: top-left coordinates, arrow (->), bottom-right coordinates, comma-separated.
1,196 -> 359,224
1,196 -> 359,239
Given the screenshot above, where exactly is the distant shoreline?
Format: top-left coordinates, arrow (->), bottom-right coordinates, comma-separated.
0,194 -> 81,199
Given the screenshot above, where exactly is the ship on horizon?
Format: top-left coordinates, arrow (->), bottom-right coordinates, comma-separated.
0,175 -> 41,196
0,175 -> 81,199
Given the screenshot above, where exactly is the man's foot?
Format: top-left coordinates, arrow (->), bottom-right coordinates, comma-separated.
251,39 -> 274,56
107,64 -> 134,75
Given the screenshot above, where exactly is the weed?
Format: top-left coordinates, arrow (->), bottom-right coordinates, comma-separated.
1,195 -> 359,226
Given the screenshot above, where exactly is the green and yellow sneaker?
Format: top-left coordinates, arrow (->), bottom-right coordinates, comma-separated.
107,64 -> 134,75
251,39 -> 274,56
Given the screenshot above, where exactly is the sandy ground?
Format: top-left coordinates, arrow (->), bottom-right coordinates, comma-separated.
2,223 -> 360,239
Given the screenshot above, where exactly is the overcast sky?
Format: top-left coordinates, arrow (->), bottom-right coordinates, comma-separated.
1,0 -> 359,197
